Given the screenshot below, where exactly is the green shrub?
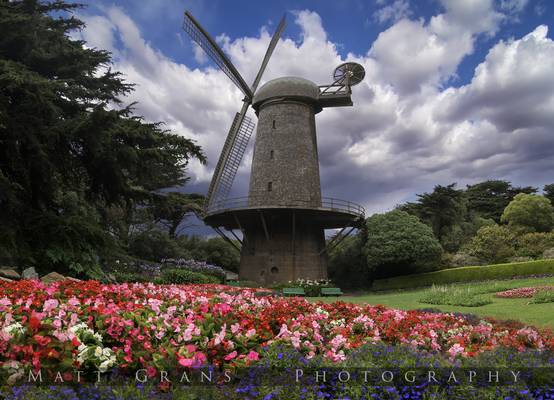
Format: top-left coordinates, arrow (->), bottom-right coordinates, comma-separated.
372,259 -> 554,291
418,285 -> 492,307
516,232 -> 554,258
501,193 -> 554,232
466,225 -> 517,264
112,271 -> 150,283
272,279 -> 333,296
129,229 -> 180,262
365,210 -> 442,278
154,269 -> 219,285
531,289 -> 554,303
328,234 -> 370,288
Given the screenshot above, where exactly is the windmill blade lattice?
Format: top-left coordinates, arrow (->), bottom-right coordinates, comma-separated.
182,10 -> 285,213
183,11 -> 253,99
206,111 -> 255,210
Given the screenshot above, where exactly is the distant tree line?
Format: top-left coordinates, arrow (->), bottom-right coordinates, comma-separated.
329,181 -> 554,288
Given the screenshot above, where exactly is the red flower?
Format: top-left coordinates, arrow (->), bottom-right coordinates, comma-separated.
29,313 -> 41,331
33,335 -> 51,347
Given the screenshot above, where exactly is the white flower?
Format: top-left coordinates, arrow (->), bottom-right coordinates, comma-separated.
3,322 -> 25,337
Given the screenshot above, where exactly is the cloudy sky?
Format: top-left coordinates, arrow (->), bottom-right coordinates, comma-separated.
73,0 -> 554,233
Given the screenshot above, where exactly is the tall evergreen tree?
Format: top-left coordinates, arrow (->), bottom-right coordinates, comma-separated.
399,183 -> 466,243
0,1 -> 205,276
465,180 -> 537,222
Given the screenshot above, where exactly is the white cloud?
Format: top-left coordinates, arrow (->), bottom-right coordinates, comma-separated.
192,43 -> 208,64
373,0 -> 412,25
78,15 -> 116,54
76,6 -> 554,216
500,0 -> 529,15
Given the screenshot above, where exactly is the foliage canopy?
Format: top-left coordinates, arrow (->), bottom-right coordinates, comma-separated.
364,210 -> 442,278
0,1 -> 205,277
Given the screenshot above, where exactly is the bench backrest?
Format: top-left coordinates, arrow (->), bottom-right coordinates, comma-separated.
320,287 -> 343,295
282,288 -> 306,296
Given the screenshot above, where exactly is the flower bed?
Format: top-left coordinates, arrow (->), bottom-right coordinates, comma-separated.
0,280 -> 553,386
495,286 -> 554,298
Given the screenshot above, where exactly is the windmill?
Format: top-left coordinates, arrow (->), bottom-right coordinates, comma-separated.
183,11 -> 366,284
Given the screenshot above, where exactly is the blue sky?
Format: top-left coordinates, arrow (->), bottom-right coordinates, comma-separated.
78,0 -> 553,85
72,0 -> 554,234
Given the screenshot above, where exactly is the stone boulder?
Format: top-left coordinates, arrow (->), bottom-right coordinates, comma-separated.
0,277 -> 13,282
22,267 -> 39,280
542,248 -> 554,260
508,256 -> 534,263
40,272 -> 67,284
65,277 -> 82,282
0,268 -> 20,280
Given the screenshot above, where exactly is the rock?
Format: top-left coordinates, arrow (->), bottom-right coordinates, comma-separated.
40,272 -> 67,284
223,270 -> 239,282
22,267 -> 39,280
65,277 -> 81,282
0,277 -> 13,282
451,252 -> 481,267
508,256 -> 534,263
0,268 -> 20,280
542,248 -> 554,260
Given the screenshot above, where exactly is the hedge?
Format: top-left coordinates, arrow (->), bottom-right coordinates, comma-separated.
371,259 -> 554,291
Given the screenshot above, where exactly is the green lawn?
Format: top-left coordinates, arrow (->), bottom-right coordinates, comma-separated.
309,276 -> 554,329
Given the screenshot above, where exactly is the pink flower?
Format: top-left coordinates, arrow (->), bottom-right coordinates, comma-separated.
247,351 -> 259,361
231,323 -> 240,334
214,303 -> 232,315
67,297 -> 80,307
0,297 -> 11,311
448,343 -> 465,358
224,351 -> 237,361
43,299 -> 59,313
185,344 -> 197,354
178,357 -> 194,367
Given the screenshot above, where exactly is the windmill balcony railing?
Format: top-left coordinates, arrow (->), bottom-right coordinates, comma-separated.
205,195 -> 365,219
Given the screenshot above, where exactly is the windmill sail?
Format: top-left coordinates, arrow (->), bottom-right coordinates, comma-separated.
183,11 -> 253,99
250,14 -> 286,92
182,11 -> 285,213
206,109 -> 255,210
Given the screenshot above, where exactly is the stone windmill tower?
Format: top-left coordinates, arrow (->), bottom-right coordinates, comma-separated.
183,12 -> 365,284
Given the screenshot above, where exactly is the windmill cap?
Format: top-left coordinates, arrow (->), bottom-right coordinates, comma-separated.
253,76 -> 320,110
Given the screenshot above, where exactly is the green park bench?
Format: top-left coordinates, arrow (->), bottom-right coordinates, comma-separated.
320,287 -> 343,296
254,291 -> 276,297
282,287 -> 306,297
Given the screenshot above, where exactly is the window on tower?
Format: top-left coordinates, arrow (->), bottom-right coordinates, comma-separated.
272,120 -> 276,129
267,182 -> 272,192
270,150 -> 274,159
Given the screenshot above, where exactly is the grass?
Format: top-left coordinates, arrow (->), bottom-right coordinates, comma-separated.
419,285 -> 492,307
531,289 -> 554,304
309,276 -> 554,328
